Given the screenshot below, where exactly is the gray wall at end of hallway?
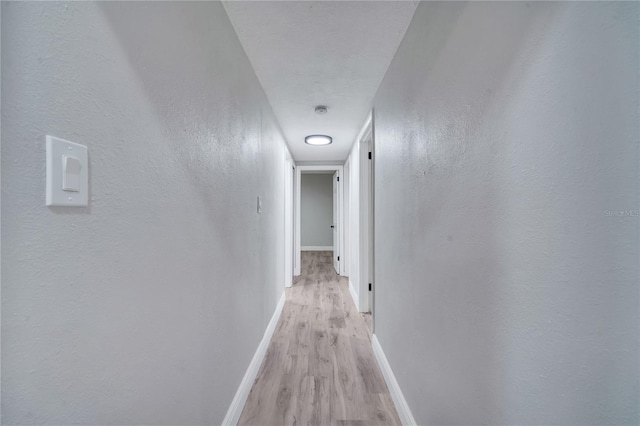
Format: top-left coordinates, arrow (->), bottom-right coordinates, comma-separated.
301,174 -> 334,247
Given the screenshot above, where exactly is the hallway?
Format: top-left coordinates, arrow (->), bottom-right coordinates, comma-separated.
2,1 -> 638,425
239,252 -> 399,426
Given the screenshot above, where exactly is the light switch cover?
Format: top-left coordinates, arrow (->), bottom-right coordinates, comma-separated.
62,155 -> 82,192
46,135 -> 88,206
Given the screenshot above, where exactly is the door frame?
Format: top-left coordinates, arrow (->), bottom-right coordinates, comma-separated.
294,165 -> 344,276
346,112 -> 376,325
357,114 -> 375,318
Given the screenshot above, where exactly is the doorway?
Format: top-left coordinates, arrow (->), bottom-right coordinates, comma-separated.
294,165 -> 344,277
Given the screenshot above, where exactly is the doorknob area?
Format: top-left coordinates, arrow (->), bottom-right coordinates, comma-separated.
331,225 -> 334,228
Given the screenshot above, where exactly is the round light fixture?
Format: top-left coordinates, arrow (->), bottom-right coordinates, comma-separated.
305,135 -> 333,146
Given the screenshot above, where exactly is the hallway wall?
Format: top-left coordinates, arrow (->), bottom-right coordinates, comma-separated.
1,2 -> 289,424
373,2 -> 639,425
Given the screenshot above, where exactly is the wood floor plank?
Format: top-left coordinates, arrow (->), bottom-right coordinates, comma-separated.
238,251 -> 401,426
368,393 -> 401,426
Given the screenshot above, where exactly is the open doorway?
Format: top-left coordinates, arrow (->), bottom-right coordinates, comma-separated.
300,172 -> 334,265
294,165 -> 344,277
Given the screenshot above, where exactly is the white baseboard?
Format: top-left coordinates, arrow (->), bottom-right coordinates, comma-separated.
222,292 -> 286,426
301,246 -> 333,251
371,334 -> 417,426
348,279 -> 359,312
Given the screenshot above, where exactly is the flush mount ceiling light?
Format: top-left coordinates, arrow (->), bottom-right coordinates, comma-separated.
305,135 -> 333,146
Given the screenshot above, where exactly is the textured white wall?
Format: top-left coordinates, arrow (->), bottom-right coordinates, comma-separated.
1,2 -> 288,424
373,2 -> 639,425
300,174 -> 334,247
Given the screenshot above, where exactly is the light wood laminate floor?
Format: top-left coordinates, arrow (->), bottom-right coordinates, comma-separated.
238,251 -> 400,426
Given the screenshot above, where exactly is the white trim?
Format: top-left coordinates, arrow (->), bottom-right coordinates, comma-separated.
222,292 -> 286,426
301,246 -> 333,251
348,279 -> 359,311
354,112 -> 373,151
371,334 -> 417,426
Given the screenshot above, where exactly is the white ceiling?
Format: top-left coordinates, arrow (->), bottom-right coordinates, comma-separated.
223,1 -> 418,162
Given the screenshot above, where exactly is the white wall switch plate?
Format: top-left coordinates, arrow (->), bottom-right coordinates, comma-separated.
257,195 -> 262,214
46,135 -> 88,207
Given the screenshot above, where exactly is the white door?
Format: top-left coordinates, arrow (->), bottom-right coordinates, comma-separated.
333,172 -> 339,273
